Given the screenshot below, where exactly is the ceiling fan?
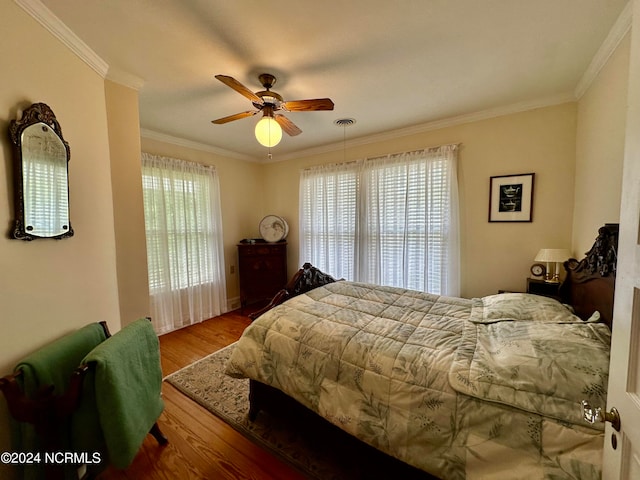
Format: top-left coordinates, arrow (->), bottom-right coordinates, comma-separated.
212,73 -> 334,147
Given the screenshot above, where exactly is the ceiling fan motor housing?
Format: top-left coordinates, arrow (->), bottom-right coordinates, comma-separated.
253,91 -> 283,110
254,74 -> 283,109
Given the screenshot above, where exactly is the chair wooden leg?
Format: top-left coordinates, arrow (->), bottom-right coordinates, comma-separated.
149,422 -> 168,445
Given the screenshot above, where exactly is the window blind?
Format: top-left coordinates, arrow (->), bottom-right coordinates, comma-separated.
300,145 -> 459,296
141,153 -> 227,334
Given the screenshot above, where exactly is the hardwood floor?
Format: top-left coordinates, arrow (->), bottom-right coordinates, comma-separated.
98,309 -> 306,480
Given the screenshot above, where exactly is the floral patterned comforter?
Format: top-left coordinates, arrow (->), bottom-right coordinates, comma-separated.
225,282 -> 610,479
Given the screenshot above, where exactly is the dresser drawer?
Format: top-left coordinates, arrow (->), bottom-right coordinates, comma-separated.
239,244 -> 285,257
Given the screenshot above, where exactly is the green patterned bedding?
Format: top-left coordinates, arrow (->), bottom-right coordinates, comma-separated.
225,283 -> 610,479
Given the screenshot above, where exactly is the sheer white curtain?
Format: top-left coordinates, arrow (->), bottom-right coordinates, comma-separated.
360,146 -> 460,295
141,153 -> 227,334
300,144 -> 460,296
299,162 -> 359,281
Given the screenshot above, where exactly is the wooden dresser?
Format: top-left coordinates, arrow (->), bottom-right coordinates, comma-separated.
237,240 -> 287,309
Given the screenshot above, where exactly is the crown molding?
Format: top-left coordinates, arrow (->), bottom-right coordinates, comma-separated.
574,1 -> 632,99
16,0 -> 146,90
274,92 -> 576,162
140,129 -> 257,162
142,92 -> 574,164
15,0 -> 109,77
106,68 -> 145,91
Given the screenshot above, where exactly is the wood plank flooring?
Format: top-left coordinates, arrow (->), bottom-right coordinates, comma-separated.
98,310 -> 306,480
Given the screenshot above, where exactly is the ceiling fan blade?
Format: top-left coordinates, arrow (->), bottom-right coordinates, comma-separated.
211,110 -> 258,124
215,75 -> 262,103
282,98 -> 335,111
275,114 -> 302,136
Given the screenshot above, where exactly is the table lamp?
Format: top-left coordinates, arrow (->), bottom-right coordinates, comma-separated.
534,248 -> 572,283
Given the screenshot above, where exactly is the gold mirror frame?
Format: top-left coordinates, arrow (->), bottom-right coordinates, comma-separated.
9,103 -> 73,240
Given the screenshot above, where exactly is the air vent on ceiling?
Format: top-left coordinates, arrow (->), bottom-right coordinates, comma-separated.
334,118 -> 356,127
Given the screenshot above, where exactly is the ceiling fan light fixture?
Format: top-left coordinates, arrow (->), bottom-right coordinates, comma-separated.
255,114 -> 282,147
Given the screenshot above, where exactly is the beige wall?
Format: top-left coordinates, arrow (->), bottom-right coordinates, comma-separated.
105,80 -> 150,326
140,137 -> 264,305
263,103 -> 577,298
0,3 -> 120,477
573,34 -> 629,256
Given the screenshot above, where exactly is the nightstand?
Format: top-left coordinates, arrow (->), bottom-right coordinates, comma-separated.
526,278 -> 561,299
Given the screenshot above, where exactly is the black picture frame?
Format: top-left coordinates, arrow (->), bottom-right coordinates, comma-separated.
488,173 -> 534,222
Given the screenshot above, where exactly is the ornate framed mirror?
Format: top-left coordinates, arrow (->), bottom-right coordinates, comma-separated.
9,103 -> 73,240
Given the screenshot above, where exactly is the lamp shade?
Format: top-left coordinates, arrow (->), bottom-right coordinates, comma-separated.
255,116 -> 282,147
534,248 -> 572,263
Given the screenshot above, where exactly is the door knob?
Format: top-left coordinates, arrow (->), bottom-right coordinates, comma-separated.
581,400 -> 621,432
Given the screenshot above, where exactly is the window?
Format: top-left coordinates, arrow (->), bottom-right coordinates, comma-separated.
142,153 -> 227,334
299,162 -> 359,281
300,145 -> 459,296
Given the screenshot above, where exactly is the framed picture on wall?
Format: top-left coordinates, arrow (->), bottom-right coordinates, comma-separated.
488,173 -> 535,222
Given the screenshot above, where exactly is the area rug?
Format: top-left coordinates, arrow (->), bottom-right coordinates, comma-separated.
165,343 -> 435,480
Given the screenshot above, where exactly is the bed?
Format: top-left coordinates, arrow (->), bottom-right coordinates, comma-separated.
225,224 -> 618,480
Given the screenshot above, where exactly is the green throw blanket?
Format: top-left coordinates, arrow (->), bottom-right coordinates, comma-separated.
14,322 -> 108,480
82,318 -> 164,469
16,322 -> 107,402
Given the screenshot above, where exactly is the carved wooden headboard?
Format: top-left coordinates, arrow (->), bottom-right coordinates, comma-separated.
559,223 -> 619,329
248,263 -> 338,320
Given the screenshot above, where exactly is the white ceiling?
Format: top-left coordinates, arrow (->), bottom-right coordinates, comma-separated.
34,0 -> 629,161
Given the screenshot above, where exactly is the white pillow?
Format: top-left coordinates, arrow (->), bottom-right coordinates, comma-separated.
470,293 -> 594,324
